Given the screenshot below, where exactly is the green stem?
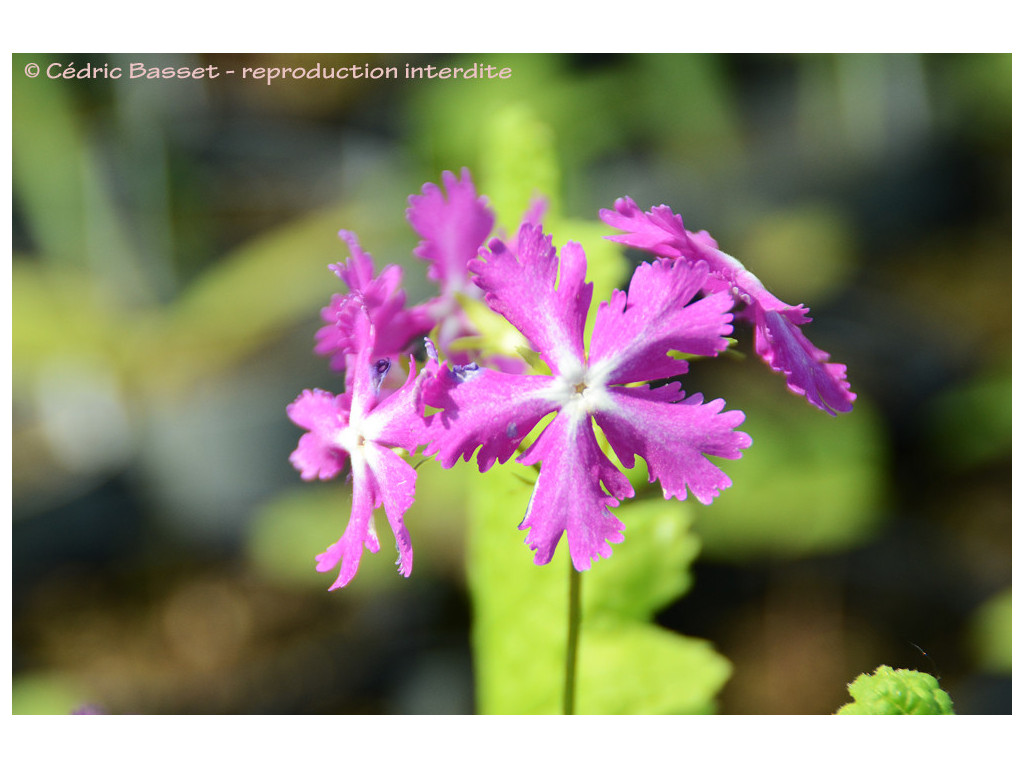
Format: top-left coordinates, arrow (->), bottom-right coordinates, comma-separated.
563,561 -> 582,715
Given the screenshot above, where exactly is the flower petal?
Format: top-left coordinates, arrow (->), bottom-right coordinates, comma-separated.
602,197 -> 855,412
363,441 -> 417,578
421,361 -> 554,472
472,225 -> 591,376
314,440 -> 419,589
517,412 -> 632,571
600,197 -> 800,317
595,384 -> 751,505
314,230 -> 434,372
286,389 -> 350,481
407,168 -> 495,295
589,258 -> 735,385
315,455 -> 380,590
755,310 -> 856,415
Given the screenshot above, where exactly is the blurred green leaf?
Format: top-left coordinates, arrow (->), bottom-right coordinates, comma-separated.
585,499 -> 700,622
160,203 -> 359,390
13,55 -> 152,300
942,54 -> 1011,145
578,623 -> 730,714
925,369 -> 1011,471
14,203 -> 364,397
248,484 -> 413,595
480,103 -> 562,231
13,54 -> 93,270
11,262 -> 150,392
467,462 -> 729,714
836,665 -> 955,714
692,380 -> 886,560
738,204 -> 855,305
249,485 -> 349,589
626,54 -> 741,165
410,54 -> 626,188
968,588 -> 1011,675
12,671 -> 88,715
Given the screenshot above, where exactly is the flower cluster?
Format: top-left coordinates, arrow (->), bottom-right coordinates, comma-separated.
287,170 -> 854,589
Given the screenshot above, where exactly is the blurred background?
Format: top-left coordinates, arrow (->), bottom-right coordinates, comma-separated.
11,52 -> 1011,714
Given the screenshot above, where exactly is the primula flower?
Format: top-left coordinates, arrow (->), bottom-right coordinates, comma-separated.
407,168 -> 545,373
408,168 -> 496,297
314,230 -> 434,378
423,224 -> 751,571
406,169 -> 495,360
600,197 -> 855,415
288,308 -> 425,589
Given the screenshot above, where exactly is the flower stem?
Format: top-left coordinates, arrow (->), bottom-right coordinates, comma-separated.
563,561 -> 581,715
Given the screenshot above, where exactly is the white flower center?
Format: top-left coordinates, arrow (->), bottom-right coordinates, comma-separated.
336,424 -> 367,457
542,357 -> 615,423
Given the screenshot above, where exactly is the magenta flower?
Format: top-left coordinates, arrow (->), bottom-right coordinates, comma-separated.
408,168 -> 496,297
600,197 -> 856,415
288,309 -> 426,589
406,168 -> 547,374
314,230 -> 434,378
405,169 -> 495,361
422,224 -> 752,571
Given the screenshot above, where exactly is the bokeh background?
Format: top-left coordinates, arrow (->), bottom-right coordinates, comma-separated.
11,52 -> 1011,714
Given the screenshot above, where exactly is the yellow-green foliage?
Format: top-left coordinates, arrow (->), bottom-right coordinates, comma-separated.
836,665 -> 955,714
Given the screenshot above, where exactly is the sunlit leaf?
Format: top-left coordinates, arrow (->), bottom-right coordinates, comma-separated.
467,462 -> 728,714
836,665 -> 955,715
968,588 -> 1011,675
12,672 -> 88,715
692,378 -> 886,559
578,623 -> 730,714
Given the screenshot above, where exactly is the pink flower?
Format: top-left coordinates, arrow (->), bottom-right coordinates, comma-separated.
289,309 -> 426,589
406,169 -> 544,374
314,230 -> 434,378
422,224 -> 751,571
600,197 -> 856,415
407,168 -> 496,297
405,169 -> 494,361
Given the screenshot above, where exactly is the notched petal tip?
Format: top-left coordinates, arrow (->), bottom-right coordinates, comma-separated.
758,310 -> 856,416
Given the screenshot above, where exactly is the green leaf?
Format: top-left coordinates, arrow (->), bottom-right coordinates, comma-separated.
836,665 -> 955,714
584,499 -> 701,622
925,368 -> 1011,470
160,202 -> 360,390
692,378 -> 887,560
467,461 -> 729,714
479,103 -> 562,231
12,671 -> 89,715
968,588 -> 1012,675
410,54 -> 627,192
578,623 -> 730,714
13,56 -> 152,299
248,484 -> 405,595
11,261 -> 152,392
13,55 -> 96,271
